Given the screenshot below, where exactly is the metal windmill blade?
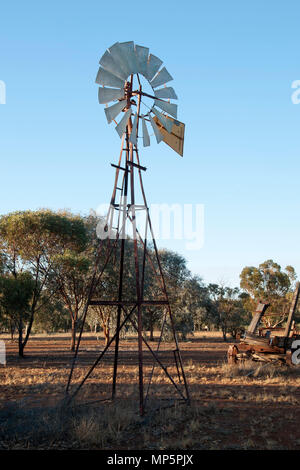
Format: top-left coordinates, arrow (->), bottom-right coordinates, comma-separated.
150,67 -> 173,88
129,113 -> 138,145
116,109 -> 132,138
96,67 -> 125,88
118,41 -> 139,74
104,99 -> 127,124
151,107 -> 173,133
145,54 -> 163,82
108,42 -> 132,78
135,45 -> 149,77
154,99 -> 177,119
142,116 -> 150,147
148,114 -> 163,143
154,87 -> 178,100
98,87 -> 124,104
99,50 -> 128,80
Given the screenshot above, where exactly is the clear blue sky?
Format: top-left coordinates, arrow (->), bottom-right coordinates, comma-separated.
1,0 -> 300,287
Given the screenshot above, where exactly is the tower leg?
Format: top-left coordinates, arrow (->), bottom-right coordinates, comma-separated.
112,134 -> 130,399
128,117 -> 144,415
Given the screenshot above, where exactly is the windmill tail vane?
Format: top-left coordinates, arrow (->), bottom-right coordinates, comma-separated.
65,41 -> 189,416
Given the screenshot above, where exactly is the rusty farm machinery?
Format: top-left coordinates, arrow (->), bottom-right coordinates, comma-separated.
227,282 -> 300,366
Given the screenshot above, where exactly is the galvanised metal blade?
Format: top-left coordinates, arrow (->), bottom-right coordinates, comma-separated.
142,116 -> 150,147
149,114 -> 163,143
150,67 -> 173,88
104,99 -> 127,124
154,99 -> 177,119
99,50 -> 128,80
151,107 -> 173,133
98,87 -> 124,104
129,112 -> 138,145
135,45 -> 149,77
96,67 -> 125,88
154,87 -> 178,100
115,109 -> 132,138
146,54 -> 163,82
118,41 -> 139,75
109,42 -> 132,79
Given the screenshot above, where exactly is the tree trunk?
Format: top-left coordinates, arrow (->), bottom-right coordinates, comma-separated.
149,312 -> 154,341
21,309 -> 35,356
149,324 -> 154,341
103,324 -> 110,347
222,327 -> 227,342
18,320 -> 24,358
10,322 -> 15,341
231,329 -> 237,339
70,318 -> 77,351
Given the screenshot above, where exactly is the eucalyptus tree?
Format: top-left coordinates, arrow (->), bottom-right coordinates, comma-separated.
0,273 -> 35,356
207,284 -> 249,341
0,210 -> 87,356
52,252 -> 92,350
179,275 -> 212,332
240,259 -> 297,326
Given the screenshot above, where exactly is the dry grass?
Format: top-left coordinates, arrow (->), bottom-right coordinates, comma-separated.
220,360 -> 300,380
1,331 -> 300,450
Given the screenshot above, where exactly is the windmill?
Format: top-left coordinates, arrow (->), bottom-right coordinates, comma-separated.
65,41 -> 189,415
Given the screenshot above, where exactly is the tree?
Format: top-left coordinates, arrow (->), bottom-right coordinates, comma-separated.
135,246 -> 167,341
52,251 -> 92,350
207,284 -> 249,341
54,213 -> 121,349
0,273 -> 35,356
158,250 -> 195,340
180,275 -> 212,331
240,259 -> 297,327
0,210 -> 87,356
83,213 -> 120,346
34,298 -> 70,334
